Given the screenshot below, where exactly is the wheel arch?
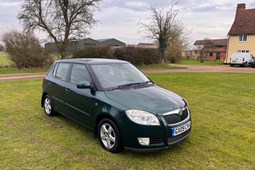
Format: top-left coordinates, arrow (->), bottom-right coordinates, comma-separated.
94,113 -> 122,139
41,92 -> 48,107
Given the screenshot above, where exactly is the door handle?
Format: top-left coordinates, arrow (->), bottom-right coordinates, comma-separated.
65,88 -> 70,92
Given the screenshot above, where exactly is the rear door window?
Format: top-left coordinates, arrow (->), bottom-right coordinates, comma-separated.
54,63 -> 71,81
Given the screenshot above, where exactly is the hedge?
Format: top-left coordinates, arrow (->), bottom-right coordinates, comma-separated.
73,46 -> 161,65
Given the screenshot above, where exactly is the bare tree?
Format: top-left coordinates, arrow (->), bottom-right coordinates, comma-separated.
140,0 -> 185,63
18,0 -> 101,59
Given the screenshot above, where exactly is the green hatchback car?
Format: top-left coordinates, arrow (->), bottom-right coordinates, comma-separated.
41,58 -> 191,153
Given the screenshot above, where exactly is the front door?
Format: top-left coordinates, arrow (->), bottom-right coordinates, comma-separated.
216,52 -> 221,60
65,64 -> 95,127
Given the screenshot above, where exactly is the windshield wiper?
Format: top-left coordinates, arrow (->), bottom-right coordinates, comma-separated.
117,81 -> 153,89
117,82 -> 142,89
140,80 -> 153,85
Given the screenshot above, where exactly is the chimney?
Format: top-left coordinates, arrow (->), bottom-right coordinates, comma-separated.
235,3 -> 246,18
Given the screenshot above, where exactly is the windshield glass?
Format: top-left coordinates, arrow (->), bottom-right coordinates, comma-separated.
91,63 -> 150,89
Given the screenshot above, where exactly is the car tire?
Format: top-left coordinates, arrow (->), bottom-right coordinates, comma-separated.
230,64 -> 233,67
43,95 -> 56,116
98,118 -> 123,153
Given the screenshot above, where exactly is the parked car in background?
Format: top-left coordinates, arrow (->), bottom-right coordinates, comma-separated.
251,57 -> 255,68
229,53 -> 254,67
41,59 -> 191,153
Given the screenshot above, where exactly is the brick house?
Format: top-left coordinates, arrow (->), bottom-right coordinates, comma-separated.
181,50 -> 200,59
226,3 -> 255,63
194,39 -> 228,61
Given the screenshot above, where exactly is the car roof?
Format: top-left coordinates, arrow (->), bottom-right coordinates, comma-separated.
55,58 -> 129,65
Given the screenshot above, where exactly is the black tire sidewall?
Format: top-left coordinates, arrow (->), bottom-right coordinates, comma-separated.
98,118 -> 123,153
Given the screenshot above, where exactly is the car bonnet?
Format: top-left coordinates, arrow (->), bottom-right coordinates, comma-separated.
104,85 -> 186,115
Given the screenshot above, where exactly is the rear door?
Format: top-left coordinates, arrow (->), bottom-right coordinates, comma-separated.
48,62 -> 71,114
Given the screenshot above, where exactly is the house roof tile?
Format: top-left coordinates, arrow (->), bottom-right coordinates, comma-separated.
228,5 -> 255,35
194,39 -> 228,46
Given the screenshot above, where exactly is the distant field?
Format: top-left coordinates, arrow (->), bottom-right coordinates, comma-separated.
0,53 -> 12,67
0,73 -> 254,169
180,59 -> 224,66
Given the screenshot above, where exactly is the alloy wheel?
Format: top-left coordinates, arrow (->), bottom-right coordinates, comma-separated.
100,123 -> 116,149
44,97 -> 52,115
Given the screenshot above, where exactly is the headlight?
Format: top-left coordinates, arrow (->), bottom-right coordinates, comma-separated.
125,110 -> 160,126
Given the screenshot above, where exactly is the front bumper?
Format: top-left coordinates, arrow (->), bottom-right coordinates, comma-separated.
230,62 -> 246,66
124,128 -> 191,152
119,111 -> 192,151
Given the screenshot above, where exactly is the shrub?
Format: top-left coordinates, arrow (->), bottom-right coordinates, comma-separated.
2,30 -> 53,68
114,47 -> 160,65
73,46 -> 161,65
166,36 -> 185,63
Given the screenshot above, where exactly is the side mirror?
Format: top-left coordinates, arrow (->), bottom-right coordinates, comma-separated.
77,81 -> 92,89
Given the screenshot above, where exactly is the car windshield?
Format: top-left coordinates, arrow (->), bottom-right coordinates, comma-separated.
90,63 -> 151,89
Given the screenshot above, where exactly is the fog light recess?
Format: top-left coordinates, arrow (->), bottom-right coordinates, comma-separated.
138,138 -> 150,146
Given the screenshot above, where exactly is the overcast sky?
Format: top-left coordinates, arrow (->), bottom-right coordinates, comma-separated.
0,0 -> 255,48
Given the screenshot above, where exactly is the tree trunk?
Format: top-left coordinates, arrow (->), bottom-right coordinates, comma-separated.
57,41 -> 69,59
59,48 -> 68,59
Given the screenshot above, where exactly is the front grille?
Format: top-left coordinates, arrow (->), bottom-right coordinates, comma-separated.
163,108 -> 189,125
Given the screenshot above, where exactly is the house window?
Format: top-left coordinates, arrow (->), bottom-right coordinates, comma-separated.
239,35 -> 247,42
237,50 -> 249,53
209,52 -> 213,57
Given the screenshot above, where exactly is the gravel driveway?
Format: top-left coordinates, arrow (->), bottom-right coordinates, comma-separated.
0,73 -> 45,81
0,65 -> 254,81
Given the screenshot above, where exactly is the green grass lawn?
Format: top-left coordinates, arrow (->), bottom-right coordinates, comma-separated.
0,73 -> 254,169
0,67 -> 49,74
180,59 -> 224,66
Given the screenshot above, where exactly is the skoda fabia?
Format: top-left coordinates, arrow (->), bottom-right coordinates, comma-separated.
41,59 -> 191,153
